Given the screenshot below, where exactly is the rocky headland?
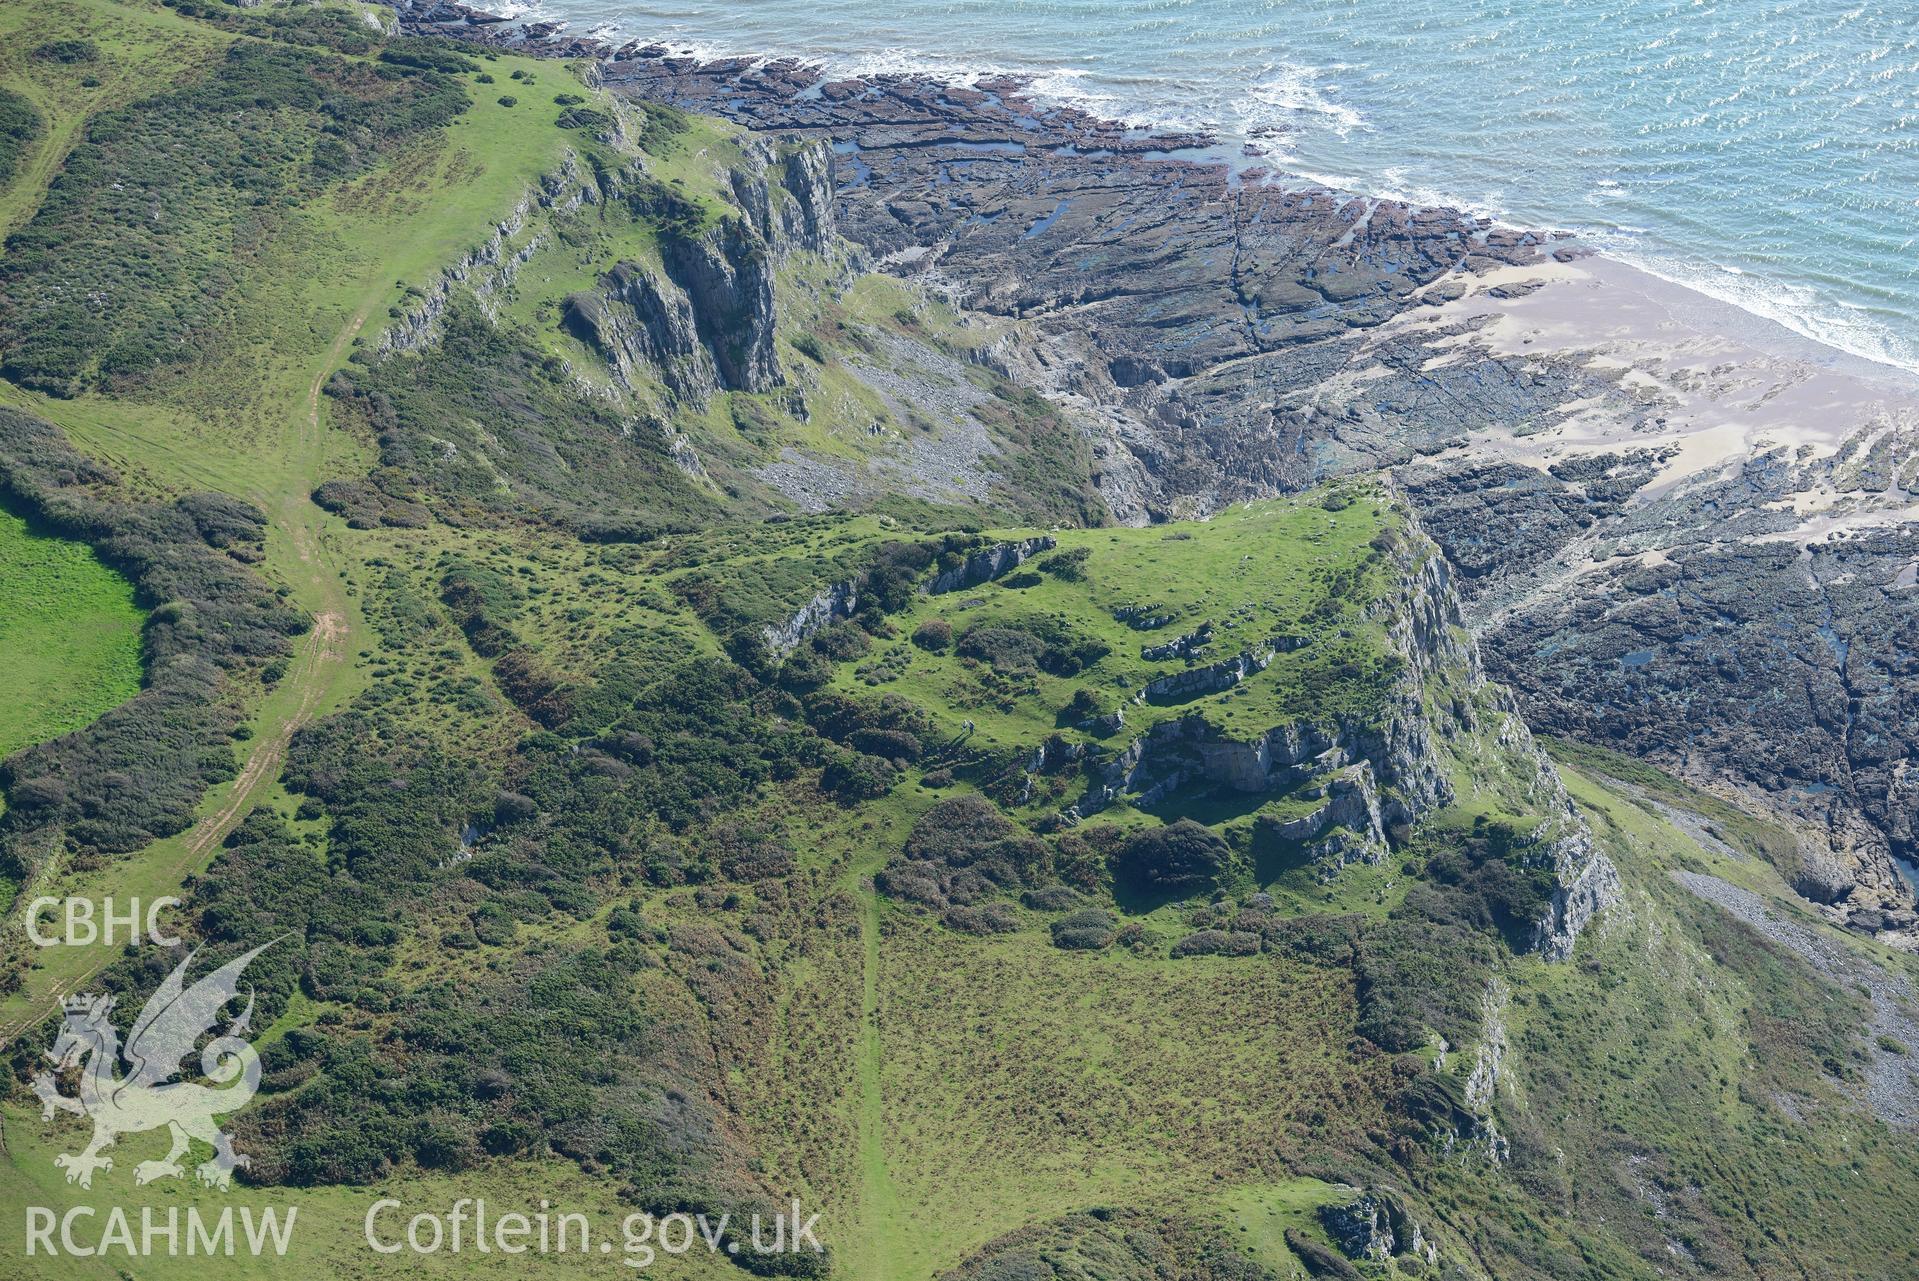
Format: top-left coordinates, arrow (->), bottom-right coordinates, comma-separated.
385,1 -> 1919,940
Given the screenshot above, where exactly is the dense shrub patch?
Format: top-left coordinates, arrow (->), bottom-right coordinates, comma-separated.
1050,908 -> 1118,950
876,795 -> 1050,910
957,615 -> 1109,677
256,946 -> 672,1188
1111,819 -> 1231,894
1351,916 -> 1496,1053
911,617 -> 953,651
325,305 -> 713,536
31,39 -> 98,64
0,43 -> 468,394
0,88 -> 42,188
93,807 -> 701,1195
1410,819 -> 1560,946
282,715 -> 490,888
1170,928 -> 1261,958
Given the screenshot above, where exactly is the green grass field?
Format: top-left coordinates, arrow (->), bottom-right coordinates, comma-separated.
860,913 -> 1382,1276
0,504 -> 142,758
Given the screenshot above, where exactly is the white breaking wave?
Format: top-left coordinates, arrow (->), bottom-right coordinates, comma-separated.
1592,237 -> 1919,375
1241,62 -> 1370,137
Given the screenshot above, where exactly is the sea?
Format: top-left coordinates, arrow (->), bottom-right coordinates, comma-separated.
497,0 -> 1919,373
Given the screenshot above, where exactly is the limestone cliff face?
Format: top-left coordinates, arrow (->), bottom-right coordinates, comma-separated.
1140,648 -> 1273,703
1073,504 -> 1618,957
566,217 -> 780,403
761,580 -> 860,658
1318,1190 -> 1447,1270
1532,821 -> 1621,961
375,132 -> 831,414
1076,675 -> 1456,877
1377,516 -> 1622,960
562,262 -> 717,401
659,217 -> 781,393
728,137 -> 836,258
381,150 -> 610,356
563,146 -> 833,404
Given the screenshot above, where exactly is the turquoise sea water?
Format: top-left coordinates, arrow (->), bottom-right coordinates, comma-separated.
512,0 -> 1919,371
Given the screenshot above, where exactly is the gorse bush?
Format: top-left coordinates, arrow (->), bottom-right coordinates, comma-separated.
912,617 -> 953,651
1050,908 -> 1118,950
957,625 -> 1047,674
957,615 -> 1109,677
31,39 -> 98,63
876,795 -> 1051,911
1112,819 -> 1232,894
0,89 -> 42,188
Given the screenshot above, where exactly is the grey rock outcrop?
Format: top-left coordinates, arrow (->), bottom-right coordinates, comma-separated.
762,580 -> 860,658
659,217 -> 781,393
1069,504 -> 1617,952
380,151 -> 612,355
729,137 -> 837,258
1532,820 -> 1623,962
560,139 -> 836,405
564,205 -> 789,404
1464,979 -> 1513,1163
1080,691 -> 1448,879
1139,648 -> 1271,704
1319,1196 -> 1396,1262
926,537 -> 1055,595
1113,603 -> 1178,631
563,263 -> 717,401
775,140 -> 836,254
1318,1190 -> 1444,1270
1263,763 -> 1393,871
1140,623 -> 1211,662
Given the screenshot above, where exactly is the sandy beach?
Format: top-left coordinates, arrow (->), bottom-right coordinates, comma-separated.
1405,250 -> 1919,539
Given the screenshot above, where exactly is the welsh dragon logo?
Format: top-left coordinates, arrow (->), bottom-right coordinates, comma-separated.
31,941 -> 275,1190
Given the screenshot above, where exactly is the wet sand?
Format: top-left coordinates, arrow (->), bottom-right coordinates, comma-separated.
1405,251 -> 1919,518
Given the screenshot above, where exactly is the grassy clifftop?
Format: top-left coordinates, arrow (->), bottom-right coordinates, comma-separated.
830,488 -> 1404,748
